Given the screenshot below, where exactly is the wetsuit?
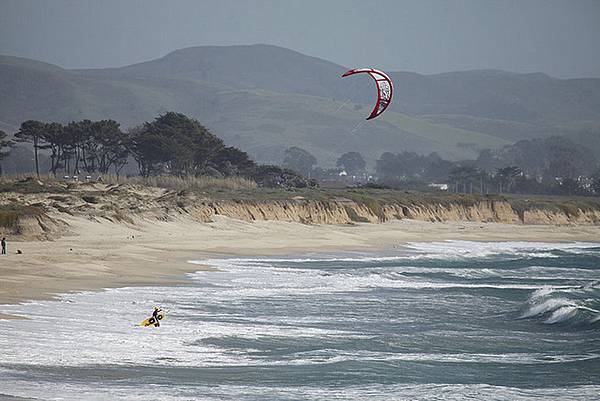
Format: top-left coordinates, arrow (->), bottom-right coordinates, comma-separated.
152,308 -> 161,327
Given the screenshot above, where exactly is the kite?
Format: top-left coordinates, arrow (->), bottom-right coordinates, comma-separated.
341,68 -> 393,120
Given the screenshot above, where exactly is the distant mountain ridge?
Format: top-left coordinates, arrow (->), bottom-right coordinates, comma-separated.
1,44 -> 599,166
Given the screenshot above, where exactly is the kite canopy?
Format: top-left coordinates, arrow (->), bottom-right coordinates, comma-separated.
342,68 -> 394,120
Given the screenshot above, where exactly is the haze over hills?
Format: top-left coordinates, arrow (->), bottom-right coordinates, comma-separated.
1,44 -> 599,166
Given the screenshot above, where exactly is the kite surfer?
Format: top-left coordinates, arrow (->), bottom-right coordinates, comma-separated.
139,306 -> 165,327
152,306 -> 162,327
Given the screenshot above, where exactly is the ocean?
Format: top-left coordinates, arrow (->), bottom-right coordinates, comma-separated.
1,241 -> 599,400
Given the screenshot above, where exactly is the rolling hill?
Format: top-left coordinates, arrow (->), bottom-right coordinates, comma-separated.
1,44 -> 599,167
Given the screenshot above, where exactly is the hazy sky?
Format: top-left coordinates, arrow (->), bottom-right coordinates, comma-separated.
1,0 -> 599,77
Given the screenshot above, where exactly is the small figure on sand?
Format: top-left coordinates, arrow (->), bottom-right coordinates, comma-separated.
1,237 -> 6,255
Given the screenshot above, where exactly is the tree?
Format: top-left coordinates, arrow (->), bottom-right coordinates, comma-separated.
129,127 -> 171,177
449,165 -> 478,193
492,136 -> 596,180
553,178 -> 588,196
252,165 -> 316,188
212,147 -> 255,177
40,122 -> 65,175
62,120 -> 93,174
129,112 -> 227,177
424,153 -> 454,182
495,166 -> 522,193
88,120 -> 128,174
336,152 -> 366,175
376,151 -> 435,182
0,130 -> 15,175
14,120 -> 46,176
375,152 -> 400,181
282,147 -> 317,177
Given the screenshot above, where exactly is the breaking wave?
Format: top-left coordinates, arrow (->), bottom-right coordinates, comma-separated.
521,284 -> 600,327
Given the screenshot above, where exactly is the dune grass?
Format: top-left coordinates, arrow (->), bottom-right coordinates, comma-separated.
0,203 -> 44,229
0,175 -> 67,194
101,175 -> 258,192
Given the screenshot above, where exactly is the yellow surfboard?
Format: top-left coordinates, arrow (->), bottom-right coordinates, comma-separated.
140,310 -> 166,327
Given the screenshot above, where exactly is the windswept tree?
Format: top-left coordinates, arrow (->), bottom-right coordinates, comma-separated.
0,130 -> 15,175
336,152 -> 366,176
212,146 -> 256,177
14,120 -> 47,177
129,126 -> 171,177
282,147 -> 317,177
129,112 -> 227,177
40,122 -> 65,175
63,119 -> 93,174
88,120 -> 129,174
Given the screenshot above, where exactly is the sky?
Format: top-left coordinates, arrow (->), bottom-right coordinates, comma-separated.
1,0 -> 599,78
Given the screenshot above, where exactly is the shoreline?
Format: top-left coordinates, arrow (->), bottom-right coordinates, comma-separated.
1,214 -> 599,317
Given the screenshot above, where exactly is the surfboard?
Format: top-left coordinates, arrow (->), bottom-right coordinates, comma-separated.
140,310 -> 166,327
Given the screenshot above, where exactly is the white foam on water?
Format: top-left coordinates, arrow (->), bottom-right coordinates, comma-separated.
530,286 -> 557,299
5,282 -> 594,370
3,379 -> 600,401
188,241 -> 599,266
191,258 -> 580,300
521,297 -> 575,318
274,349 -> 599,366
522,284 -> 600,325
403,240 -> 599,260
2,241 -> 599,400
545,306 -> 579,324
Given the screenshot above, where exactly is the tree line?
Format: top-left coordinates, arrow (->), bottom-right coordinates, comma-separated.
280,139 -> 600,196
0,112 -> 313,188
3,112 -> 599,195
374,135 -> 600,196
10,119 -> 129,177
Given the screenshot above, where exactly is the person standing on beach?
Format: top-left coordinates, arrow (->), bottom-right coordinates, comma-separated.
1,237 -> 6,255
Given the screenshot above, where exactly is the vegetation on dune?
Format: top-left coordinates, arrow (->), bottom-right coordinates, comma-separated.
0,203 -> 44,230
508,196 -> 600,220
102,174 -> 257,192
2,173 -> 600,229
0,176 -> 67,194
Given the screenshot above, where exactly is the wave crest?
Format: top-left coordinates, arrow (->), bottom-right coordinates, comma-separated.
521,285 -> 600,327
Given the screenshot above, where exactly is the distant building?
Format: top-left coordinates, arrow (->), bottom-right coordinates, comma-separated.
428,183 -> 449,191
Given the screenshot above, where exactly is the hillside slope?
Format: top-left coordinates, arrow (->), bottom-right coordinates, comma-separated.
1,45 -> 598,166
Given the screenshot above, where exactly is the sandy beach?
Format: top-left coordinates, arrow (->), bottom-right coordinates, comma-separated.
1,214 -> 599,316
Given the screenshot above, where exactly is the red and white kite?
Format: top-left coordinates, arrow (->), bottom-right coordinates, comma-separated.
342,68 -> 394,120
